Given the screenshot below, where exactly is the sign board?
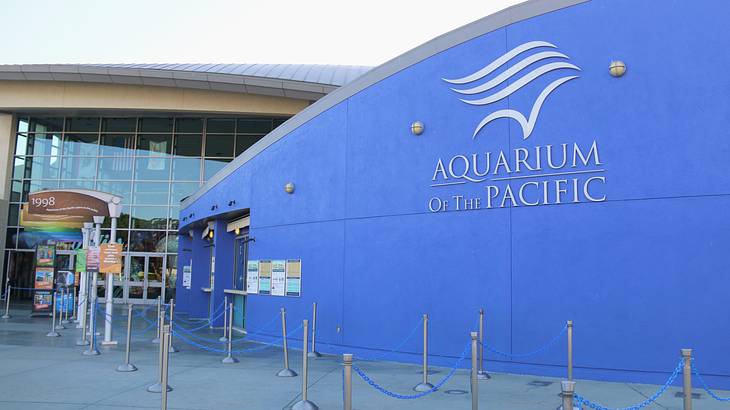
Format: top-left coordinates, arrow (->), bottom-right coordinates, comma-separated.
86,246 -> 100,273
75,249 -> 87,272
36,245 -> 55,267
285,259 -> 302,297
33,244 -> 56,314
27,190 -> 112,217
271,260 -> 286,296
258,260 -> 272,295
100,243 -> 122,273
246,260 -> 259,294
182,265 -> 192,289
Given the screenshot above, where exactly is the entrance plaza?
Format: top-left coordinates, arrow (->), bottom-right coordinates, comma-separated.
1,303 -> 728,410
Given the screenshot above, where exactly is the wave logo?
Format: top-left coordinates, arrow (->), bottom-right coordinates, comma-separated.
443,41 -> 580,140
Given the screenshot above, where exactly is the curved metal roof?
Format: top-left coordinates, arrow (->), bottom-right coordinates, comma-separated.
0,63 -> 372,100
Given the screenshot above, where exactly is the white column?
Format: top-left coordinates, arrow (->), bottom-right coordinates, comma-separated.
103,217 -> 117,344
76,224 -> 92,326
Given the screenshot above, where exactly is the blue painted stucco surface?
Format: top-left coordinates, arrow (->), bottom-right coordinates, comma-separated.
176,0 -> 730,387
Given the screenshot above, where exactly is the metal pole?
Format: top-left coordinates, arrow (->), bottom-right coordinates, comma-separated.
471,331 -> 478,410
567,320 -> 573,381
153,296 -> 161,343
161,324 -> 170,410
343,354 -> 352,410
277,307 -> 296,376
168,299 -> 178,353
308,302 -> 321,358
413,314 -> 434,392
2,284 -> 11,319
46,291 -> 60,337
55,288 -> 66,330
477,309 -> 489,380
104,216 -> 118,344
90,272 -> 98,336
77,222 -> 92,326
61,287 -> 70,324
77,273 -> 90,346
83,299 -> 100,355
219,295 -> 228,342
561,381 -> 575,410
147,310 -> 171,393
117,304 -> 137,372
292,319 -> 318,410
682,349 -> 692,410
222,303 -> 238,364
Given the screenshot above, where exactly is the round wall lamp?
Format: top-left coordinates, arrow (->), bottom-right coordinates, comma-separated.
208,228 -> 215,239
410,121 -> 424,135
285,182 -> 295,194
609,60 -> 626,77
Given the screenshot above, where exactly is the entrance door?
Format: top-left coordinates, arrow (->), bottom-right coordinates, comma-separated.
122,252 -> 167,304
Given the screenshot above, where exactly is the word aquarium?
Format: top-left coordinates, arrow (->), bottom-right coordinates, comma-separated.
428,140 -> 607,211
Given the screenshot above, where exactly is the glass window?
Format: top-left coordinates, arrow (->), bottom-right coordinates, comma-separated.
27,156 -> 60,179
133,182 -> 170,205
102,118 -> 136,133
168,207 -> 180,230
60,180 -> 95,190
100,229 -> 128,246
204,158 -> 230,180
96,181 -> 132,204
29,117 -> 64,133
237,118 -> 272,134
65,117 -> 99,132
7,204 -> 19,226
22,180 -> 59,201
129,230 -> 167,252
131,206 -> 168,230
170,182 -> 199,204
98,157 -> 134,180
61,157 -> 96,180
10,180 -> 21,202
17,117 -> 29,133
174,134 -> 202,156
205,134 -> 234,157
102,206 -> 130,229
235,134 -> 264,156
171,158 -> 201,181
12,157 -> 25,179
273,118 -> 287,129
139,118 -> 173,133
175,118 -> 203,133
26,133 -> 62,156
207,118 -> 235,133
15,134 -> 27,156
63,134 -> 99,156
100,134 -> 135,156
6,229 -> 17,249
166,233 -> 178,253
137,134 -> 172,156
135,157 -> 170,181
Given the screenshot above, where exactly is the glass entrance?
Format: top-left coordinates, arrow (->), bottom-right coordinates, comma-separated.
121,252 -> 167,304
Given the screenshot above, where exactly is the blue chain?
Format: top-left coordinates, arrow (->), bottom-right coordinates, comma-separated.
351,341 -> 471,400
484,323 -> 567,359
574,359 -> 683,410
173,301 -> 226,326
691,359 -> 730,401
172,322 -> 304,354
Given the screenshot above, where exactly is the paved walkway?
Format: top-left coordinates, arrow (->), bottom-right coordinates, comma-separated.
0,303 -> 727,409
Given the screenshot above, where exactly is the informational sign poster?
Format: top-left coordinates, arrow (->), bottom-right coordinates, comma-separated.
285,259 -> 302,297
100,243 -> 122,273
36,245 -> 55,267
33,244 -> 56,314
75,249 -> 86,272
182,265 -> 192,289
246,260 -> 259,294
271,260 -> 286,296
86,246 -> 100,273
258,260 -> 272,295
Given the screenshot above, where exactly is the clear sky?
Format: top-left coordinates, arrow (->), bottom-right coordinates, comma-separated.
0,0 -> 522,66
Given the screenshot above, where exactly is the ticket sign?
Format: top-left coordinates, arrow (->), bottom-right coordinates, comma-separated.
258,260 -> 272,295
100,243 -> 122,273
246,260 -> 259,294
271,260 -> 286,296
86,246 -> 100,273
285,260 -> 302,297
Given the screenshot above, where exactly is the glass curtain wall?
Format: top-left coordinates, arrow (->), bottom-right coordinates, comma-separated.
5,116 -> 286,296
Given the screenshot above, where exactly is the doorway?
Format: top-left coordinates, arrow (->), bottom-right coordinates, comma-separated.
119,252 -> 167,304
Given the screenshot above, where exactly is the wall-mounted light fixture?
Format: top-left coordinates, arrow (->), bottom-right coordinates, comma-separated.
234,227 -> 241,235
609,60 -> 626,77
211,205 -> 218,211
285,182 -> 295,194
208,228 -> 215,239
410,121 -> 424,135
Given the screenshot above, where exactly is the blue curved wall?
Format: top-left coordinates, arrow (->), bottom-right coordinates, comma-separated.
178,0 -> 730,386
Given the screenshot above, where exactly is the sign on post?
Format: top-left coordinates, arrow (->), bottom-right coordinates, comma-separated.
86,246 -> 100,274
100,243 -> 122,274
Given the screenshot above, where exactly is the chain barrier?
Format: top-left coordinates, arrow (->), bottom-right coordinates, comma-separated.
351,340 -> 471,400
173,301 -> 226,326
93,304 -> 157,334
691,359 -> 730,402
173,305 -> 227,333
484,323 -> 567,359
172,322 -> 304,354
574,359 -> 683,410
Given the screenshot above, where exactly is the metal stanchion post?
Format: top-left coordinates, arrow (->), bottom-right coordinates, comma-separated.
55,289 -> 66,330
2,284 -> 11,319
682,349 -> 692,410
292,319 -> 318,410
277,307 -> 297,376
219,296 -> 228,342
413,314 -> 434,392
83,299 -> 100,355
222,303 -> 238,364
308,302 -> 321,358
477,309 -> 489,380
561,381 -> 575,410
161,325 -> 171,410
76,283 -> 89,346
343,354 -> 352,410
471,332 -> 478,410
117,304 -> 138,372
147,310 -> 172,393
152,296 -> 161,343
168,299 -> 179,353
70,285 -> 77,322
61,287 -> 71,324
46,292 -> 61,337
567,320 -> 573,381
